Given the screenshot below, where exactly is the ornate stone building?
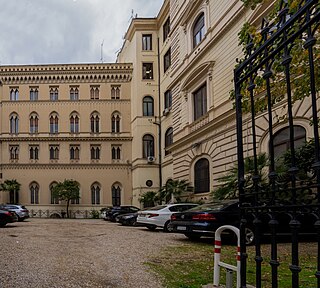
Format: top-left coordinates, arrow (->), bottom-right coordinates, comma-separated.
0,0 -> 316,215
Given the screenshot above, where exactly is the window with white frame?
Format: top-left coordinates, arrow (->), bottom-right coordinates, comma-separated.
30,182 -> 39,204
70,87 -> 79,100
70,113 -> 79,133
49,114 -> 59,134
30,87 -> 39,101
90,113 -> 100,133
29,145 -> 39,160
90,145 -> 101,160
10,113 -> 19,134
91,183 -> 101,205
10,88 -> 19,101
111,114 -> 121,133
30,113 -> 39,134
9,145 -> 19,160
111,85 -> 121,99
112,145 -> 121,160
50,87 -> 59,101
193,12 -> 205,48
142,34 -> 152,51
193,83 -> 207,121
90,86 -> 100,100
49,145 -> 59,160
70,145 -> 80,160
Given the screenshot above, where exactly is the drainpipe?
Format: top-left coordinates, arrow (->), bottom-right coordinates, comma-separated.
157,37 -> 162,190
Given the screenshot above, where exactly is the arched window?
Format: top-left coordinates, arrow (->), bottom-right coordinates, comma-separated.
143,134 -> 154,158
112,184 -> 121,206
193,12 -> 205,48
70,87 -> 79,100
194,158 -> 210,193
70,182 -> 80,204
112,146 -> 121,160
143,96 -> 154,116
30,88 -> 38,101
90,113 -> 100,133
10,88 -> 19,101
30,182 -> 39,204
70,145 -> 80,160
91,183 -> 101,205
70,113 -> 79,133
273,125 -> 306,159
50,182 -> 59,204
90,86 -> 99,100
112,114 -> 121,133
30,113 -> 39,134
49,113 -> 59,134
10,113 -> 19,134
165,127 -> 173,155
50,87 -> 59,101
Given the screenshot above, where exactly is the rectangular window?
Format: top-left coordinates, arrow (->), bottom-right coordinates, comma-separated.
164,90 -> 172,109
70,198 -> 80,204
111,145 -> 121,160
49,145 -> 59,160
30,87 -> 39,101
29,145 -> 39,160
111,85 -> 121,99
164,48 -> 171,72
163,17 -> 170,42
9,145 -> 19,160
90,86 -> 100,100
50,87 -> 59,101
70,86 -> 79,100
90,145 -> 101,160
193,84 -> 207,121
10,87 -> 19,101
142,34 -> 152,50
142,63 -> 153,80
70,145 -> 80,160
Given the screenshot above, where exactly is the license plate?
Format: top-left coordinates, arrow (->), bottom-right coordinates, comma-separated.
177,226 -> 186,231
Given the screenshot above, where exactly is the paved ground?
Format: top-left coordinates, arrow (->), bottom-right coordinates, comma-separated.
0,218 -> 186,288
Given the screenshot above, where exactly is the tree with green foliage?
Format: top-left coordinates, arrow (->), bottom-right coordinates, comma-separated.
0,179 -> 21,204
52,179 -> 80,218
158,179 -> 194,203
230,0 -> 320,115
212,153 -> 268,200
139,191 -> 157,208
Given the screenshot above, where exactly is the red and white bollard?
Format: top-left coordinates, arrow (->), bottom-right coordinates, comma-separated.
213,225 -> 240,288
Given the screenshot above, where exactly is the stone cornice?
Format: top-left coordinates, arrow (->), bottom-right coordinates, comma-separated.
0,63 -> 133,85
0,136 -> 133,142
1,163 -> 132,170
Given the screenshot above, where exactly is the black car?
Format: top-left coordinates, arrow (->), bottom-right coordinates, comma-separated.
170,200 -> 317,245
103,206 -> 140,222
115,212 -> 138,226
0,208 -> 18,227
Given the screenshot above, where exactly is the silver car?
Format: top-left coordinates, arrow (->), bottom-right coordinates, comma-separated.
2,205 -> 29,221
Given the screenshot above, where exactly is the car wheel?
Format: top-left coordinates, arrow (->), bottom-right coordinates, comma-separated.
184,233 -> 201,240
163,221 -> 173,233
17,216 -> 23,222
147,225 -> 157,231
245,227 -> 255,245
129,218 -> 136,226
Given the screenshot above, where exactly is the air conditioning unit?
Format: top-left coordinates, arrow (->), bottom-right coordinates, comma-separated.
147,156 -> 155,163
163,108 -> 170,116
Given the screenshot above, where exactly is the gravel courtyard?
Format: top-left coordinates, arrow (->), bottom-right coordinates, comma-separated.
0,218 -> 186,288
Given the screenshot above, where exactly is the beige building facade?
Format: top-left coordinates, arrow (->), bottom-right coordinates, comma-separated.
0,0 -> 316,215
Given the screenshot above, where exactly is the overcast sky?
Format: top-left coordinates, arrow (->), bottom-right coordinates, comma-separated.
0,0 -> 163,65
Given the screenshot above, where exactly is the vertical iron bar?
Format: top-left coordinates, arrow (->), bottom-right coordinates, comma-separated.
234,70 -> 247,288
265,71 -> 279,288
304,7 -> 320,286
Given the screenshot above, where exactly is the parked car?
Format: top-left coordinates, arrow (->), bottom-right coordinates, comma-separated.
170,200 -> 317,245
103,206 -> 140,222
0,208 -> 18,227
115,212 -> 138,226
0,204 -> 29,221
136,203 -> 199,232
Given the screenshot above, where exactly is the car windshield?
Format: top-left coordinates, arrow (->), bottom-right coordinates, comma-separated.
187,201 -> 238,212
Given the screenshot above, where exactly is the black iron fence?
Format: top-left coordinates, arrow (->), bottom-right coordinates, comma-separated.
234,1 -> 320,287
29,209 -> 101,219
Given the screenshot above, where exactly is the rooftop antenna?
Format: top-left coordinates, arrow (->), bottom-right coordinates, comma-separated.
100,39 -> 104,63
128,9 -> 138,22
